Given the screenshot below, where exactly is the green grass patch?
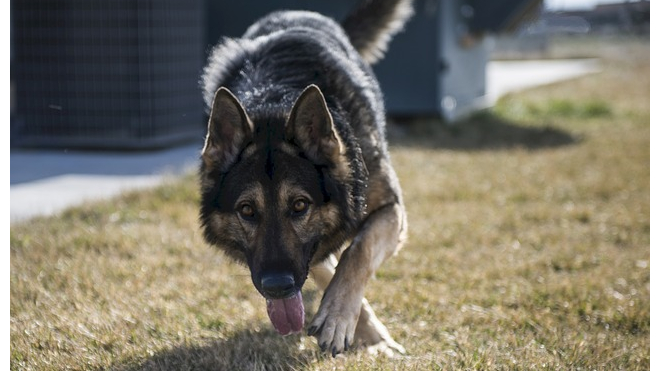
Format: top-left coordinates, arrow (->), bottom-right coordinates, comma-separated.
520,98 -> 612,119
11,36 -> 649,370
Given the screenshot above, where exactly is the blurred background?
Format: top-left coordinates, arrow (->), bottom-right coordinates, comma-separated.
9,0 -> 650,221
10,0 -> 649,149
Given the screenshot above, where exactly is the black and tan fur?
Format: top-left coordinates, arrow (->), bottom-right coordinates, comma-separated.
199,0 -> 413,356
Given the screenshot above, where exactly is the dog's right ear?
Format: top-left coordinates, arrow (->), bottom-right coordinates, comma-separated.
202,87 -> 253,172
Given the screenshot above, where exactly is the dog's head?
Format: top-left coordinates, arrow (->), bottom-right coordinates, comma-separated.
199,85 -> 365,334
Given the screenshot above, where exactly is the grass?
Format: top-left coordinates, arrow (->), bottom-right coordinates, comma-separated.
10,36 -> 649,370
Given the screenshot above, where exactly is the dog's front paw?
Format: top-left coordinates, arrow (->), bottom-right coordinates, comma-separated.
307,285 -> 362,357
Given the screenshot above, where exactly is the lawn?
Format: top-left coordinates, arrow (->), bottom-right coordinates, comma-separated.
10,36 -> 649,370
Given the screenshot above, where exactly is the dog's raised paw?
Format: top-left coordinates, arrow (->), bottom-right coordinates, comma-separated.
308,287 -> 363,357
309,311 -> 357,357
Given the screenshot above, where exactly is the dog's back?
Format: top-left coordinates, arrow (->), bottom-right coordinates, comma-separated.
201,0 -> 413,113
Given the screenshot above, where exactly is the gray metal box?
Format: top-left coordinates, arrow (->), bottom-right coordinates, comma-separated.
12,0 -> 205,149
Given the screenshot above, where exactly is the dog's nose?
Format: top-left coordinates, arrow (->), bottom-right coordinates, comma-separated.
261,272 -> 296,299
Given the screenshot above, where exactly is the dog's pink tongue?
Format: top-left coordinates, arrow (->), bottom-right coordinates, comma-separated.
266,290 -> 304,336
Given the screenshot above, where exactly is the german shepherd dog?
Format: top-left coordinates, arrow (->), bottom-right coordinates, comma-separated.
199,0 -> 413,356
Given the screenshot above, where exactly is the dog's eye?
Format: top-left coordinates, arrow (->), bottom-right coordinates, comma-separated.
291,199 -> 309,215
238,203 -> 255,220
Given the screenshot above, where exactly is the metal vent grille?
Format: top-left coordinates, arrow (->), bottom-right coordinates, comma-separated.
11,0 -> 204,149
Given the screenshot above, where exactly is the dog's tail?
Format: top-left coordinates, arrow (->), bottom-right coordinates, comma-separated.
342,0 -> 415,65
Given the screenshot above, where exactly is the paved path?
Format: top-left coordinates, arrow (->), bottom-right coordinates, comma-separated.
10,145 -> 201,222
10,59 -> 600,223
485,58 -> 600,105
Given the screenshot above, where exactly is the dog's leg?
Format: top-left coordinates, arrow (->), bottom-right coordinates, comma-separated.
308,203 -> 405,356
309,254 -> 405,356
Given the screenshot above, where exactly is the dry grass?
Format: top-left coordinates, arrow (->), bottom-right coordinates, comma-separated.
10,36 -> 649,370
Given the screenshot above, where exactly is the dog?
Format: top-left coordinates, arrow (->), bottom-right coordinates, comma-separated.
199,0 -> 413,357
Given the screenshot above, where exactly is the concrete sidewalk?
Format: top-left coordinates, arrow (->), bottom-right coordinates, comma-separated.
10,145 -> 201,222
485,58 -> 600,105
10,58 -> 600,223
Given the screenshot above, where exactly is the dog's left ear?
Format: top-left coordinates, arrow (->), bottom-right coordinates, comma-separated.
286,85 -> 344,165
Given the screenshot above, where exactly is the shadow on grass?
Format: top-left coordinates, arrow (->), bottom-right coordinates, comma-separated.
388,111 -> 580,150
111,291 -> 321,371
113,328 -> 317,371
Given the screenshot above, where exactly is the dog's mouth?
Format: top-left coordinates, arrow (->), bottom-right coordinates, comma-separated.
266,290 -> 305,335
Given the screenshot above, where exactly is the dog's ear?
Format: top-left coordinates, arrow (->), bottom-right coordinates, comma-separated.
202,87 -> 253,172
286,85 -> 344,165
